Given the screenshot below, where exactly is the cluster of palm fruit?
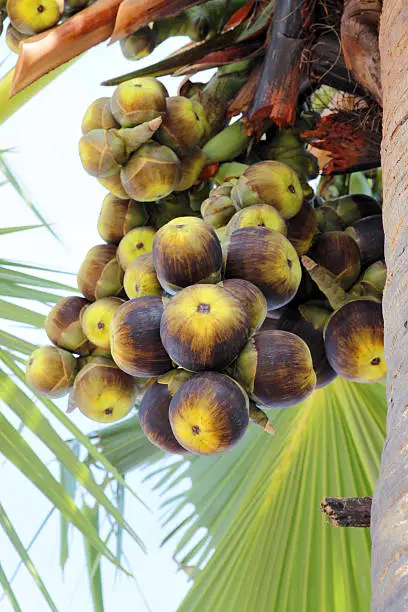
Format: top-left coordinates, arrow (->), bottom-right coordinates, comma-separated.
1,0 -> 89,51
25,75 -> 386,457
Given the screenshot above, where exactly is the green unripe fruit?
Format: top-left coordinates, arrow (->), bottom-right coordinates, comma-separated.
7,0 -> 62,35
120,26 -> 156,60
175,148 -> 206,192
81,98 -> 119,134
98,171 -> 129,199
97,194 -> 149,244
120,142 -> 181,202
110,77 -> 167,128
201,195 -> 235,229
231,161 -> 303,220
156,96 -> 210,155
5,23 -> 28,53
26,346 -> 76,398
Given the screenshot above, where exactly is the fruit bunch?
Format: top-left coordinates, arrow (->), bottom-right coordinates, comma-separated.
26,75 -> 386,458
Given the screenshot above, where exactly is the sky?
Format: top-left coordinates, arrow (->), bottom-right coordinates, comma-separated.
0,30 -> 209,612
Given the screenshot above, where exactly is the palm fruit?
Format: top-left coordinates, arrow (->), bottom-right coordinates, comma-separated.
138,370 -> 192,454
189,180 -> 211,211
214,162 -> 248,185
359,260 -> 387,299
175,148 -> 207,192
77,245 -> 124,301
123,252 -> 162,299
224,226 -> 302,309
110,296 -> 172,377
220,279 -> 267,334
76,346 -> 112,371
152,216 -> 222,294
156,96 -> 209,155
26,346 -> 76,398
160,284 -> 250,372
5,23 -> 29,53
308,231 -> 361,290
81,297 -> 123,350
277,303 -> 336,389
201,194 -> 235,229
64,0 -> 89,13
120,142 -> 181,202
345,215 -> 384,266
45,296 -> 94,356
73,357 -> 138,422
97,194 -> 149,244
226,204 -> 287,236
81,98 -> 119,134
120,26 -> 156,60
98,171 -> 129,199
233,330 -> 317,408
169,372 -> 249,455
117,226 -> 156,269
7,0 -> 62,35
324,299 -> 385,383
231,161 -> 303,220
286,200 -> 317,255
150,193 -> 193,229
79,129 -> 127,178
110,77 -> 167,128
315,194 -> 381,232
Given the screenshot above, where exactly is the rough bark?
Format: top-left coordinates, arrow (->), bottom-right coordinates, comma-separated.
321,497 -> 372,527
371,2 -> 408,611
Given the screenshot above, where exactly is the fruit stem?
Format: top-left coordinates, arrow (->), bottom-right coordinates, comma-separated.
301,256 -> 350,311
203,121 -> 251,164
115,117 -> 163,154
249,403 -> 275,435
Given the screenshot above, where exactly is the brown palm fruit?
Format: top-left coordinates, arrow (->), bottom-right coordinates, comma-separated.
324,299 -> 385,383
98,171 -> 129,199
201,194 -> 235,229
226,204 -> 287,236
45,296 -> 94,356
120,142 -> 181,202
308,231 -> 361,290
124,252 -> 162,299
77,245 -> 124,301
79,129 -> 127,178
5,23 -> 29,53
110,296 -> 173,377
7,0 -> 62,35
152,217 -> 223,294
231,161 -> 303,220
175,148 -> 207,192
169,372 -> 249,455
150,193 -> 193,229
277,303 -> 336,389
120,26 -> 156,60
220,278 -> 267,334
156,96 -> 210,155
345,215 -> 384,266
160,284 -> 250,372
110,77 -> 167,128
138,370 -> 192,454
359,260 -> 387,299
64,0 -> 89,13
81,98 -> 119,134
233,330 -> 317,408
73,358 -> 138,422
26,346 -> 76,398
286,200 -> 317,255
117,226 -> 156,269
97,194 -> 149,244
315,194 -> 381,232
81,297 -> 123,350
224,226 -> 302,310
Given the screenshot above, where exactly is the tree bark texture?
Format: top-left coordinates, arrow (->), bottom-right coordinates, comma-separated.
321,497 -> 372,527
371,2 -> 408,611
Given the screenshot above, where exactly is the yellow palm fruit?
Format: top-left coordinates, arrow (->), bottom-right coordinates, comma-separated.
81,297 -> 124,350
26,346 -> 76,398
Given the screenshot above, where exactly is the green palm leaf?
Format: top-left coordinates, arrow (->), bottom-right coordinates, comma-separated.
0,561 -> 21,612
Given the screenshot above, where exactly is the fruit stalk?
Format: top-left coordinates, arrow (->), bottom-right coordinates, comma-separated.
301,255 -> 350,311
249,403 -> 275,435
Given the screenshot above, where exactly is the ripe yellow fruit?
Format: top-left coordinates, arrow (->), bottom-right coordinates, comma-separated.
26,346 -> 76,398
81,297 -> 123,350
7,0 -> 62,35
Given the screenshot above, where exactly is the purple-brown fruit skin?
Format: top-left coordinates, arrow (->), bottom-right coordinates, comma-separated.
139,382 -> 187,454
77,244 -> 124,301
345,215 -> 384,266
110,296 -> 173,377
46,296 -> 94,356
286,200 -> 317,256
308,231 -> 361,289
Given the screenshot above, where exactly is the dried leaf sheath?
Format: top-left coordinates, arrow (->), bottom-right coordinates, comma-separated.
249,0 -> 316,127
11,0 -> 122,96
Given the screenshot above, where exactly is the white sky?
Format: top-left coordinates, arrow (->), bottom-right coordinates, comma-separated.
0,32 -> 209,612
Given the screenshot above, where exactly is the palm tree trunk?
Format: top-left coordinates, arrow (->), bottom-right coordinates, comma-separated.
371,1 -> 408,610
